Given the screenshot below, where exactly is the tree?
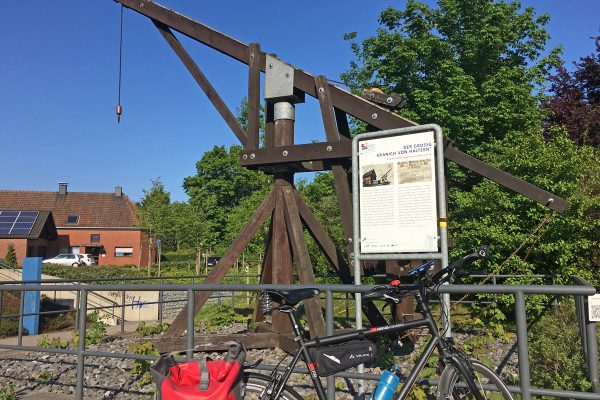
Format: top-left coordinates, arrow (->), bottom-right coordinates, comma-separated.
4,243 -> 17,266
137,178 -> 176,251
341,0 -> 559,156
183,145 -> 271,251
543,35 -> 600,146
341,0 -> 600,306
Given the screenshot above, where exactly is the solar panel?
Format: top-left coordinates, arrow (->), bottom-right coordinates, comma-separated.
0,211 -> 39,235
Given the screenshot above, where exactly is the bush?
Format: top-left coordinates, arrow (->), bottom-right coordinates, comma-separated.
0,309 -> 22,338
129,341 -> 159,387
72,314 -> 107,346
0,384 -> 16,400
136,321 -> 169,337
529,300 -> 598,396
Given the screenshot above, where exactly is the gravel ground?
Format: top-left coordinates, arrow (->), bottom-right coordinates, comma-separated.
0,324 -> 518,399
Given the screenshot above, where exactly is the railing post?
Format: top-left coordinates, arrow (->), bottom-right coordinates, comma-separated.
515,291 -> 531,400
18,290 -> 24,346
121,287 -> 126,333
74,285 -> 80,329
158,278 -> 164,325
326,290 -> 335,400
76,289 -> 88,400
187,289 -> 195,361
0,289 -> 3,331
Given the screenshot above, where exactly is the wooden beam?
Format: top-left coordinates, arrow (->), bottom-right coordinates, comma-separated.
247,43 -> 261,150
153,21 -> 247,146
119,0 -> 568,212
240,141 -> 351,166
282,188 -> 326,338
443,143 -> 568,212
164,189 -> 277,337
315,76 -> 354,251
271,188 -> 293,333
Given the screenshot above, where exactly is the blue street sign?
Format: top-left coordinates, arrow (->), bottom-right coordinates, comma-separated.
156,239 -> 161,246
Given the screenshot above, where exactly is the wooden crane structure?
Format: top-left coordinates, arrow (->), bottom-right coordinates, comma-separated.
112,0 -> 568,343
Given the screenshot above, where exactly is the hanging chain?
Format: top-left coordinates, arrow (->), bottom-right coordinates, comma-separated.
116,5 -> 124,123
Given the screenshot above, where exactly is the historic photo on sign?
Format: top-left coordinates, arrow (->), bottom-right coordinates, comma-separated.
397,159 -> 432,184
362,163 -> 394,187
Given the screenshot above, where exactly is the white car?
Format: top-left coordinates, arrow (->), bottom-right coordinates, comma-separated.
42,254 -> 90,267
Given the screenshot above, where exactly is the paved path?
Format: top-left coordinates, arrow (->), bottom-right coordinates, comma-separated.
0,320 -> 153,357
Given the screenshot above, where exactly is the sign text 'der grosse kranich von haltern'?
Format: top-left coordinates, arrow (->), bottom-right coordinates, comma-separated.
376,142 -> 433,158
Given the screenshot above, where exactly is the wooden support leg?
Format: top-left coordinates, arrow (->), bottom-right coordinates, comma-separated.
294,190 -> 387,327
164,189 -> 277,338
282,188 -> 326,338
271,187 -> 293,333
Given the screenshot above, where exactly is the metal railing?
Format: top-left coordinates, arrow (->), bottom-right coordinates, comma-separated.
0,281 -> 597,400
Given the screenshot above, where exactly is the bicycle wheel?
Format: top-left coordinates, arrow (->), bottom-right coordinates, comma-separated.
437,359 -> 514,400
243,372 -> 304,400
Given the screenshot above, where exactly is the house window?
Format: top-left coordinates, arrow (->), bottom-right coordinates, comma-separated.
115,247 -> 133,257
90,234 -> 100,243
66,215 -> 79,225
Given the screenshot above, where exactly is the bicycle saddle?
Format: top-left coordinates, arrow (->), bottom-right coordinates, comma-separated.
262,288 -> 320,306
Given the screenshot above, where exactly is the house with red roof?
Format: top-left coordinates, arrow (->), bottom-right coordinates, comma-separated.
0,183 -> 153,267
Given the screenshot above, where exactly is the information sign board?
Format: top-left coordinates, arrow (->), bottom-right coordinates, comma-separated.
356,130 -> 438,254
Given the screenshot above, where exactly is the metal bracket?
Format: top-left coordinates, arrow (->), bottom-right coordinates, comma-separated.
264,55 -> 305,103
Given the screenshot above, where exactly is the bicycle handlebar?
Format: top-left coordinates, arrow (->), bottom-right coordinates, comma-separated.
362,246 -> 490,302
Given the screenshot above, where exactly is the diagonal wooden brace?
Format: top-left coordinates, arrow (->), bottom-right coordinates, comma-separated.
164,189 -> 277,338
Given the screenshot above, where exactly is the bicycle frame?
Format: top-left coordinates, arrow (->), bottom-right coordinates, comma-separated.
267,287 -> 486,400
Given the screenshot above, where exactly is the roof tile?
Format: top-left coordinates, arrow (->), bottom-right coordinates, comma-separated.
0,190 -> 139,228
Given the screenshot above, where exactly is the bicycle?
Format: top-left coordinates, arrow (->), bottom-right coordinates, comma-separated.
242,246 -> 514,400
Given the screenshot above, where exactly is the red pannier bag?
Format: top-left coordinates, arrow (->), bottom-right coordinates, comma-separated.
150,341 -> 246,400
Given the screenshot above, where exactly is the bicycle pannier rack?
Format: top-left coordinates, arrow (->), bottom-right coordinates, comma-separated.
315,340 -> 377,377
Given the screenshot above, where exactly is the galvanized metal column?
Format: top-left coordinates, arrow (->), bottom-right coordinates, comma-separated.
515,291 -> 531,400
186,289 -> 195,361
76,290 -> 88,400
326,290 -> 335,400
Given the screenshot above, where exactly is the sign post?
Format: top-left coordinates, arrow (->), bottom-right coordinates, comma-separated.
352,124 -> 450,334
22,257 -> 42,335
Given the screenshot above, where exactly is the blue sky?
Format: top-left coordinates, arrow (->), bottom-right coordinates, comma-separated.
1,1 -> 598,202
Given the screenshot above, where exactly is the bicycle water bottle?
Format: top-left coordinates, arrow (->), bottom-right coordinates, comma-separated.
373,366 -> 401,400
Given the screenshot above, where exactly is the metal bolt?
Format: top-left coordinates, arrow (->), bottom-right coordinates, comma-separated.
318,87 -> 325,94
250,153 -> 256,159
285,73 -> 290,78
386,97 -> 393,104
139,2 -> 144,7
268,63 -> 273,69
250,54 -> 254,60
326,145 -> 333,152
369,93 -> 375,99
286,189 -> 291,193
371,113 -> 378,119
547,198 -> 554,204
242,154 -> 248,160
283,150 -> 288,156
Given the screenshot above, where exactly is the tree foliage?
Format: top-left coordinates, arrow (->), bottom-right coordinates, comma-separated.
543,35 -> 600,146
341,0 -> 600,294
4,243 -> 17,267
341,0 -> 560,156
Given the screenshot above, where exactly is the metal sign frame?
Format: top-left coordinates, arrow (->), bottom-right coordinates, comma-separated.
352,124 -> 449,269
